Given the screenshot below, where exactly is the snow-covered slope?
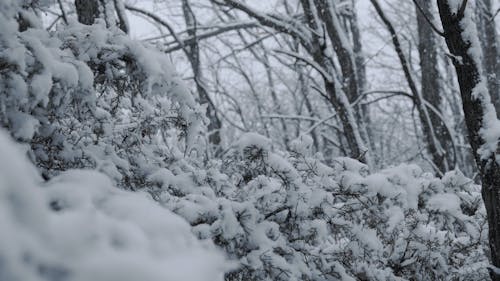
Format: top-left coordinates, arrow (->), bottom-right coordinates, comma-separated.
0,129 -> 228,281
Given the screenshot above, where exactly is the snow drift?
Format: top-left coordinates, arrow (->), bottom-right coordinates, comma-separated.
0,130 -> 227,281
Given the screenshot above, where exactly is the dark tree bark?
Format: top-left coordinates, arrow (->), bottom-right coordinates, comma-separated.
437,1 -> 500,279
415,0 -> 455,172
75,0 -> 100,26
75,0 -> 129,33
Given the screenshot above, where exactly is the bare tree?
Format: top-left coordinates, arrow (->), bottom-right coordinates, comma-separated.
181,0 -> 222,151
348,0 -> 377,165
214,0 -> 369,163
371,0 -> 449,174
415,0 -> 455,172
437,0 -> 500,279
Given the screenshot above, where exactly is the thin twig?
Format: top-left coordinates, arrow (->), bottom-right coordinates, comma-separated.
411,0 -> 445,37
57,0 -> 68,24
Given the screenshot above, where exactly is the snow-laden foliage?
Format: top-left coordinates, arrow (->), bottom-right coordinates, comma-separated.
150,134 -> 489,281
0,129 -> 227,281
0,2 -> 491,280
0,0 -> 204,187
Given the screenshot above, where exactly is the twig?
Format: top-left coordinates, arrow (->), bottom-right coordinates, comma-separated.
57,0 -> 68,24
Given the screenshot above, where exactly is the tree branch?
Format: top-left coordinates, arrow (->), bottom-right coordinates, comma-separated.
125,5 -> 188,55
411,0 -> 445,37
57,0 -> 68,24
457,0 -> 468,18
212,0 -> 312,50
164,21 -> 260,53
273,49 -> 332,83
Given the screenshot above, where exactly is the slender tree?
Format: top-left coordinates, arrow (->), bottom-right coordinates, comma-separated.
181,0 -> 223,151
415,0 -> 455,172
215,0 -> 369,163
371,0 -> 448,174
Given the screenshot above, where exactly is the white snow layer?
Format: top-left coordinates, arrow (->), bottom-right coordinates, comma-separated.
0,129 -> 228,281
456,0 -> 500,160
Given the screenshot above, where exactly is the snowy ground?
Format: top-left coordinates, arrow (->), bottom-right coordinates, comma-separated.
0,130 -> 228,281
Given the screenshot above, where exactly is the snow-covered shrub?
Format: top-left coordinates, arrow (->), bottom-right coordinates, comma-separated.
0,0 -> 204,186
0,129 -> 227,281
0,2 -> 489,280
151,133 -> 489,281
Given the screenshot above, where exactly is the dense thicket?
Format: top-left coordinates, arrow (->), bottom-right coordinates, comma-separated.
0,0 -> 499,280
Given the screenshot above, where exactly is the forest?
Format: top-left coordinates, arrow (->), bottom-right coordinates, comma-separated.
0,0 -> 499,280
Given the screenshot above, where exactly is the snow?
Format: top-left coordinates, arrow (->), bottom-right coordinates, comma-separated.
474,80 -> 500,160
7,111 -> 40,140
385,205 -> 404,232
353,225 -> 383,251
233,132 -> 271,151
290,134 -> 314,155
455,1 -> 500,160
0,1 -> 494,280
0,129 -> 228,281
427,193 -> 462,215
490,265 -> 500,276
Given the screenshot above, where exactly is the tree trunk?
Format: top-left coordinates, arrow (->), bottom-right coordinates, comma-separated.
437,1 -> 500,279
301,0 -> 367,163
75,0 -> 100,25
181,0 -> 222,151
75,0 -> 129,33
349,0 -> 377,166
215,0 -> 367,163
313,0 -> 359,103
416,0 -> 454,172
476,0 -> 500,117
371,0 -> 446,174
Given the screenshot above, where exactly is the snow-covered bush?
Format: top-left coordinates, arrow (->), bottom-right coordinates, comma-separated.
0,129 -> 227,281
0,0 -> 204,186
151,133 -> 489,281
0,2 -> 490,280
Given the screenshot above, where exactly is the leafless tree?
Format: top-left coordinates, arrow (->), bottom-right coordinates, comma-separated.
181,0 -> 223,151
213,0 -> 369,163
415,0 -> 455,172
437,0 -> 500,278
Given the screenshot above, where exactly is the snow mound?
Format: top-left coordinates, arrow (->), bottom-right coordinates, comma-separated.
233,132 -> 271,151
0,129 -> 228,281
